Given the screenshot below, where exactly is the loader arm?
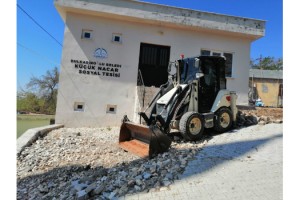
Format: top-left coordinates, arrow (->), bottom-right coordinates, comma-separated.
139,79 -> 175,125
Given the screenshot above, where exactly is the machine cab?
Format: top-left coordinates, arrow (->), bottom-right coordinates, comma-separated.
176,56 -> 227,112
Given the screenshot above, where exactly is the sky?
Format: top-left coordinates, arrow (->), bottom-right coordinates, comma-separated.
16,0 -> 283,91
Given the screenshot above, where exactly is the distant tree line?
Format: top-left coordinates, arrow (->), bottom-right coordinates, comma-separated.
17,67 -> 59,115
250,56 -> 283,70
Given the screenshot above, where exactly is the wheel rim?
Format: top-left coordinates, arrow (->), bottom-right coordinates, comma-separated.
220,112 -> 230,128
188,118 -> 201,135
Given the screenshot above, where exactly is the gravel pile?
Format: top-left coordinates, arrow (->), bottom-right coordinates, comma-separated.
17,127 -> 208,200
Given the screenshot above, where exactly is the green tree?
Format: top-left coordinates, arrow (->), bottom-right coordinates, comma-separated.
25,67 -> 59,114
17,91 -> 41,113
251,56 -> 283,70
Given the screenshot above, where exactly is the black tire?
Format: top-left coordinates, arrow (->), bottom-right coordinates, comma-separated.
214,107 -> 233,133
179,112 -> 204,141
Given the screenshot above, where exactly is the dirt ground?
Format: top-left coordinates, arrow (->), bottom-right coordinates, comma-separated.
238,106 -> 283,121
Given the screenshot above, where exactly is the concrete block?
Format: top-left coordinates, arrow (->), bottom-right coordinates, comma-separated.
17,124 -> 64,155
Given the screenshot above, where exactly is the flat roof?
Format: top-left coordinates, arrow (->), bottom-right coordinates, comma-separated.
250,69 -> 283,79
55,0 -> 265,40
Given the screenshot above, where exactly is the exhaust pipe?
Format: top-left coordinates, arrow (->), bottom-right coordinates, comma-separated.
230,91 -> 238,122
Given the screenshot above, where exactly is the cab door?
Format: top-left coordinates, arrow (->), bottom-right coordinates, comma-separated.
198,57 -> 226,113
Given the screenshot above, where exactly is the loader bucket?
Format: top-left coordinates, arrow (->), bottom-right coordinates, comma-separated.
119,121 -> 172,158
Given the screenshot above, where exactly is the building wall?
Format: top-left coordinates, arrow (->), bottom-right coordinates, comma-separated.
56,12 -> 252,127
252,78 -> 283,107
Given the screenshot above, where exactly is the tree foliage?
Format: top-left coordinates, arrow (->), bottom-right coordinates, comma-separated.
17,67 -> 59,114
17,92 -> 41,113
250,56 -> 283,70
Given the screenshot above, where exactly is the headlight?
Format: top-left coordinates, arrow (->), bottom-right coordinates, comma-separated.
156,104 -> 167,119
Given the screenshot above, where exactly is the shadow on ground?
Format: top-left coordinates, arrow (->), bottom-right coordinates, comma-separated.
180,133 -> 282,179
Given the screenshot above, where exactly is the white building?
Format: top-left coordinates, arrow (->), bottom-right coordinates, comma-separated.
54,0 -> 265,127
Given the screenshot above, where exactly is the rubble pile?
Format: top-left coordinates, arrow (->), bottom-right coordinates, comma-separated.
236,107 -> 283,127
17,107 -> 283,199
17,127 -> 207,200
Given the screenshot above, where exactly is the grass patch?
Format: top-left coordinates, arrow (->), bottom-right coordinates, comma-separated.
17,114 -> 54,120
17,114 -> 55,138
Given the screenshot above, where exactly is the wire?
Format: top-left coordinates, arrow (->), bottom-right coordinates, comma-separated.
17,42 -> 60,66
17,4 -> 63,47
16,4 -> 102,125
18,42 -> 101,126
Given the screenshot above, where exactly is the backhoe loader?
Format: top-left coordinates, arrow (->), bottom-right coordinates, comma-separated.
119,55 -> 238,158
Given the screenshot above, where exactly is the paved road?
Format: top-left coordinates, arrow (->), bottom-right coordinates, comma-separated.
122,123 -> 283,200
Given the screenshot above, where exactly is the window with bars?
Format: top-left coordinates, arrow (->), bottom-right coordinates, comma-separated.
139,44 -> 170,67
138,43 -> 170,87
